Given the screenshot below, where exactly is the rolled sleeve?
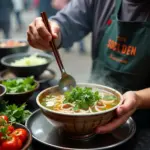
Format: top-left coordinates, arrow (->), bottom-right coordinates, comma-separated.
50,0 -> 93,48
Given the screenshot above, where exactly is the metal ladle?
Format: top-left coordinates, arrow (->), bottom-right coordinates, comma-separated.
41,12 -> 76,92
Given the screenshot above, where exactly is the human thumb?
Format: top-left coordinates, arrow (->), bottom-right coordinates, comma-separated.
117,92 -> 136,116
117,107 -> 125,116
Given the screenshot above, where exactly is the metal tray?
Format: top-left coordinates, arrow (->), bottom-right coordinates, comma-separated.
25,109 -> 136,150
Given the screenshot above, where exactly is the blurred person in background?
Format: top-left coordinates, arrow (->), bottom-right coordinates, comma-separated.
12,0 -> 24,32
37,0 -> 57,17
0,0 -> 13,39
30,0 -> 39,10
51,0 -> 86,54
24,0 -> 38,10
24,0 -> 30,10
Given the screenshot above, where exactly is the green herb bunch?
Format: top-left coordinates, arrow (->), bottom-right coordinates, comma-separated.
63,87 -> 101,111
2,76 -> 36,93
0,100 -> 31,124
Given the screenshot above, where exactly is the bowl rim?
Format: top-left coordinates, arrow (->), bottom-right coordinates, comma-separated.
0,39 -> 29,49
13,122 -> 32,150
0,78 -> 40,95
36,83 -> 123,116
0,84 -> 6,97
1,52 -> 54,68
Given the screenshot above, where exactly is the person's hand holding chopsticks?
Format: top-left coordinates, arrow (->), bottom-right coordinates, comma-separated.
27,17 -> 61,50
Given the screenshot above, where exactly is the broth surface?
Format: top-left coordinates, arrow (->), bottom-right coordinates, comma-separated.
40,87 -> 120,114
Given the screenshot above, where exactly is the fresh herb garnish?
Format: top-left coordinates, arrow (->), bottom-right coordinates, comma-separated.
0,100 -> 31,124
2,76 -> 36,93
63,87 -> 101,111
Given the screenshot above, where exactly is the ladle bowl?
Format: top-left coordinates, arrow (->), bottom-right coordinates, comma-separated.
59,72 -> 76,92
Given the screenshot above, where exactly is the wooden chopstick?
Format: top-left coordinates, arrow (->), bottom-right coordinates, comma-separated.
41,12 -> 65,73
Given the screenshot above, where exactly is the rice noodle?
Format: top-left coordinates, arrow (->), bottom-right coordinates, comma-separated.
46,101 -> 55,107
89,107 -> 94,113
102,100 -> 114,104
95,104 -> 106,112
78,109 -> 90,114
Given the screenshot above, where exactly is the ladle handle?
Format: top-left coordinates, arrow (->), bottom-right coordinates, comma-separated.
41,12 -> 65,74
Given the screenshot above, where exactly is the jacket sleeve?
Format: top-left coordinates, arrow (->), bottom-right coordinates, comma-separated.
50,0 -> 93,48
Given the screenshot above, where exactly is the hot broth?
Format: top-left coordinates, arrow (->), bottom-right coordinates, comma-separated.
40,87 -> 119,114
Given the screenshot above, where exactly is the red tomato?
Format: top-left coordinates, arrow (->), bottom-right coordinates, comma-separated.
7,125 -> 15,134
11,128 -> 28,143
0,145 -> 3,150
0,132 -> 3,143
0,125 -> 14,138
1,135 -> 22,150
0,116 -> 8,123
16,137 -> 22,149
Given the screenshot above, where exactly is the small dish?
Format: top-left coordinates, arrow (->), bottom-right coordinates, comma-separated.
0,78 -> 39,105
12,122 -> 32,150
1,52 -> 54,77
0,39 -> 29,71
0,68 -> 56,86
0,84 -> 6,100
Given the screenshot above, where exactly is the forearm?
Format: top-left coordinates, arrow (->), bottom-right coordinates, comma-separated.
50,0 -> 93,48
135,88 -> 150,109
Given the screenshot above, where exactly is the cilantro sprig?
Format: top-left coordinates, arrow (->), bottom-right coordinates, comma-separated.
63,87 -> 101,111
1,76 -> 36,93
0,100 -> 31,124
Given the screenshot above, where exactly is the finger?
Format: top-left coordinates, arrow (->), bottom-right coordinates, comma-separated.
35,17 -> 52,41
27,31 -> 48,50
29,23 -> 50,49
50,21 -> 60,39
95,109 -> 134,134
117,95 -> 136,116
27,31 -> 36,48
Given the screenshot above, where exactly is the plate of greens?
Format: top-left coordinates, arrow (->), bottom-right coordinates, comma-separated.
0,76 -> 39,105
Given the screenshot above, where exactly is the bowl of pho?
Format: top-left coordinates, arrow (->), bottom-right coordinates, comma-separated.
36,83 -> 122,139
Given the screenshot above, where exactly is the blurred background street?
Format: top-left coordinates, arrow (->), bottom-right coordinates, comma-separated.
0,1 -> 92,83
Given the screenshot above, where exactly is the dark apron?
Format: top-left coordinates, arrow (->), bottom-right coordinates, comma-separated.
91,0 -> 150,128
